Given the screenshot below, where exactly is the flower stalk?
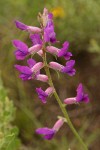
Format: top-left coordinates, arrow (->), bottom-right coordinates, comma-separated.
43,55 -> 88,150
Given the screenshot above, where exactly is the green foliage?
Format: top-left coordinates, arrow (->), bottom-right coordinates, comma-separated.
0,78 -> 20,150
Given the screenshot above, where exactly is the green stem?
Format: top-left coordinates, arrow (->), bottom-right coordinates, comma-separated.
43,57 -> 88,150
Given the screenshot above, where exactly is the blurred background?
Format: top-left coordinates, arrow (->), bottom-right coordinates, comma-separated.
0,0 -> 100,150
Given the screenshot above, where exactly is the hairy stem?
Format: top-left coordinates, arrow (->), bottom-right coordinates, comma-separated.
43,55 -> 88,150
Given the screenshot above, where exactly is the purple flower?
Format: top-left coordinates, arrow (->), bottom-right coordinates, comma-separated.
30,34 -> 42,45
44,25 -> 56,43
36,118 -> 64,140
64,83 -> 89,104
15,20 -> 41,33
49,60 -> 76,76
61,60 -> 76,76
76,83 -> 89,103
12,40 -> 29,60
36,87 -> 54,103
36,127 -> 55,140
43,10 -> 56,43
15,65 -> 33,80
15,58 -> 41,80
58,41 -> 72,60
36,88 -> 48,103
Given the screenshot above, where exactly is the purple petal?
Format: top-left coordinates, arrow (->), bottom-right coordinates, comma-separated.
61,60 -> 76,76
36,127 -> 55,140
30,34 -> 42,45
48,13 -> 53,19
12,40 -> 28,60
27,58 -> 36,68
76,83 -> 89,103
14,50 -> 28,60
15,20 -> 28,30
83,94 -> 89,103
76,83 -> 84,102
44,25 -> 56,43
36,87 -> 48,103
64,52 -> 72,60
12,40 -> 28,51
15,65 -> 32,80
58,41 -> 72,60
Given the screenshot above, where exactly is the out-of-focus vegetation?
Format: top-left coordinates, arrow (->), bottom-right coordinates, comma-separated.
0,77 -> 20,150
0,0 -> 100,149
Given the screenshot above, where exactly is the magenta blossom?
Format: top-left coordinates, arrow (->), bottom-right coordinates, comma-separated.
76,83 -> 89,103
36,88 -> 48,103
36,87 -> 54,103
36,118 -> 64,140
15,20 -> 41,33
12,40 -> 42,60
49,60 -> 76,76
61,60 -> 76,76
64,83 -> 89,104
12,40 -> 29,60
58,41 -> 72,60
44,25 -> 56,43
15,58 -> 43,80
43,10 -> 56,43
15,58 -> 36,80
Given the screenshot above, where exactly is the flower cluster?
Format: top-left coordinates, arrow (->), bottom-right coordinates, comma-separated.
13,8 -> 89,140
